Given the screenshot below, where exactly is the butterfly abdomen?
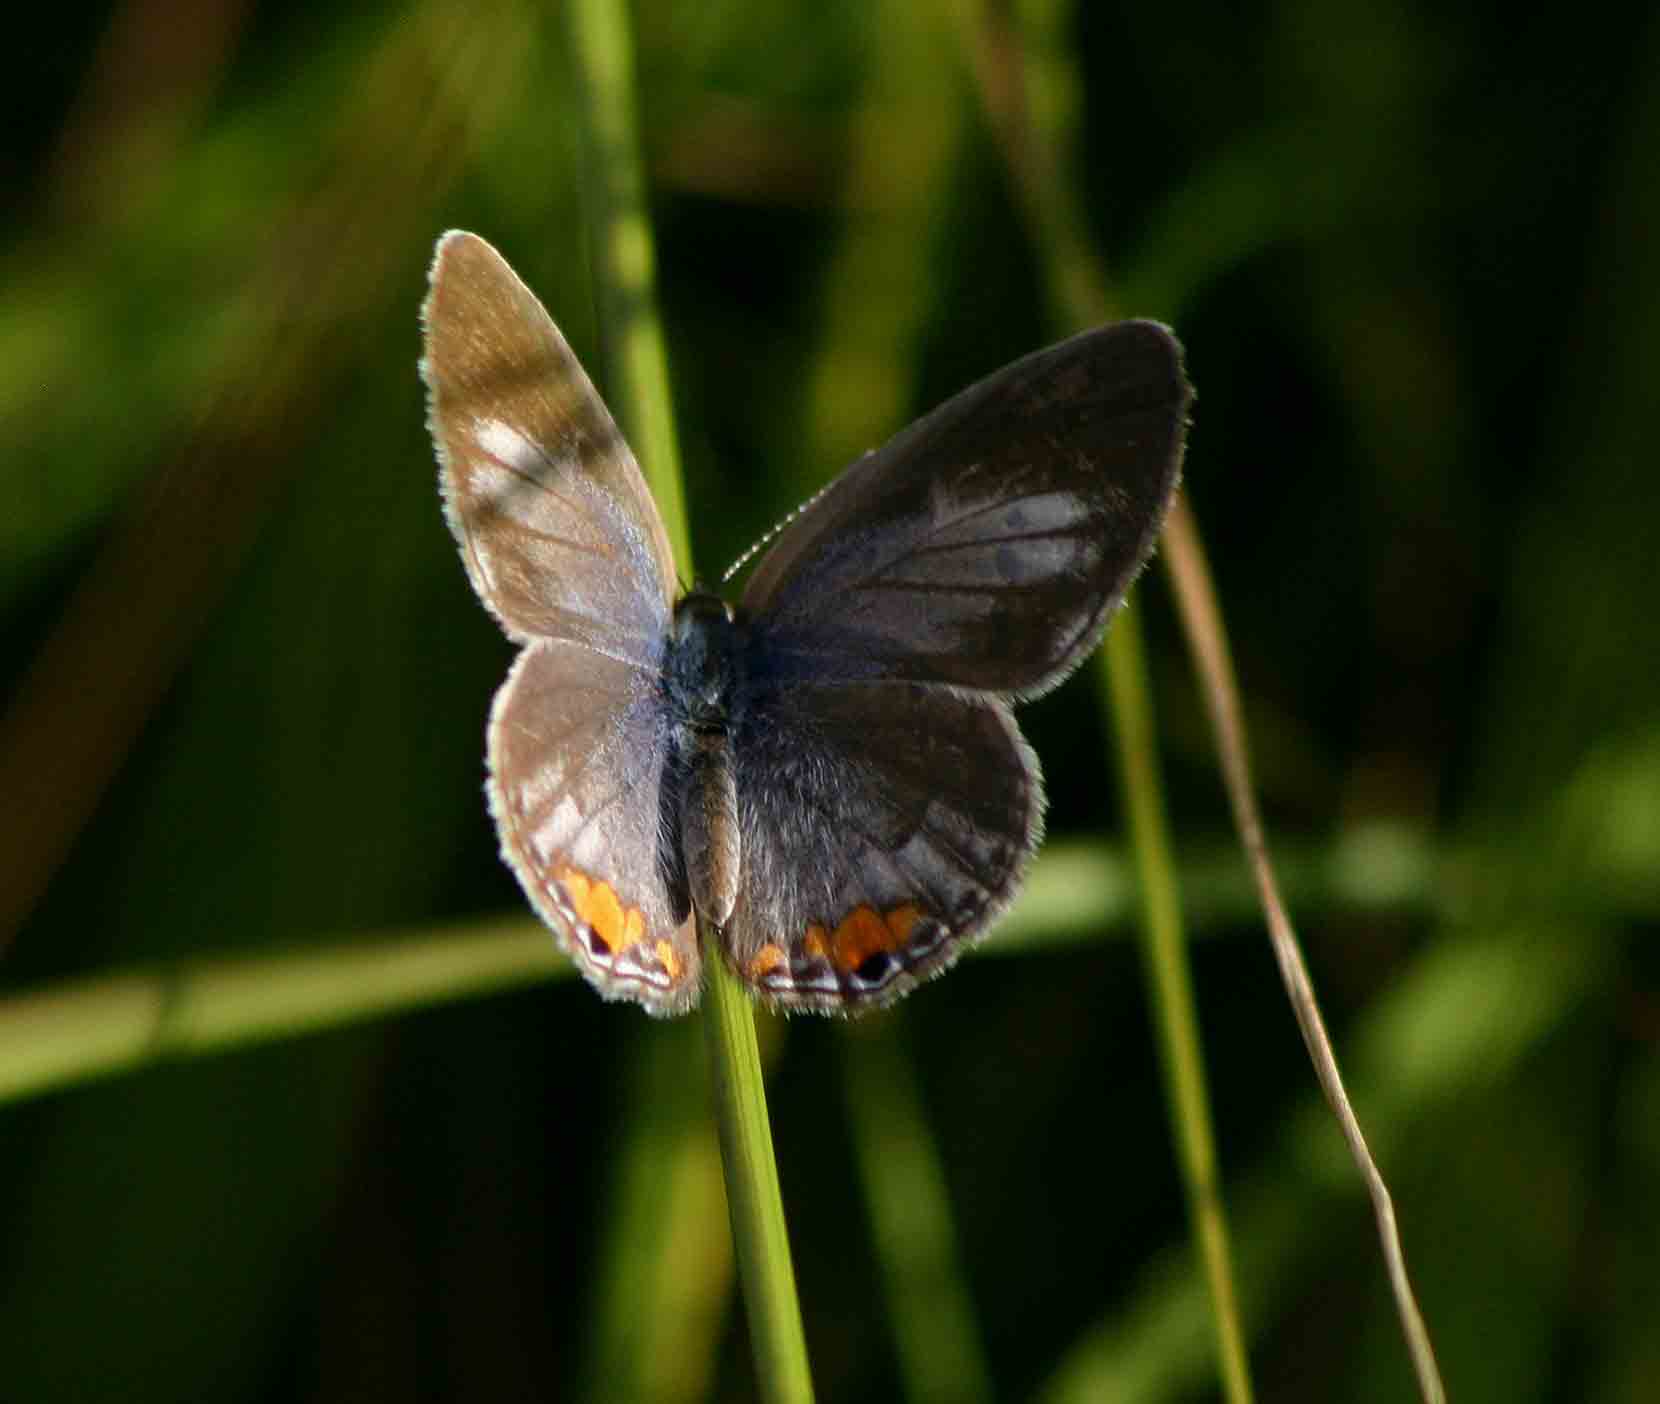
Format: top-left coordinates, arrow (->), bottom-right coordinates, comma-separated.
678,726 -> 740,929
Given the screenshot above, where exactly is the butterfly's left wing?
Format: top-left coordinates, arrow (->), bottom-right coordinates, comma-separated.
423,231 -> 677,660
424,232 -> 699,1011
722,679 -> 1038,1012
721,322 -> 1190,1009
738,321 -> 1189,697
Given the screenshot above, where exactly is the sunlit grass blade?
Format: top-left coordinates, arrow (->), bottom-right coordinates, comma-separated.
701,944 -> 814,1401
0,920 -> 564,1105
0,825 -> 1450,1108
563,0 -> 812,1398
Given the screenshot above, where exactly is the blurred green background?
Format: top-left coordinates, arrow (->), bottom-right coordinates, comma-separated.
3,0 -> 1657,1400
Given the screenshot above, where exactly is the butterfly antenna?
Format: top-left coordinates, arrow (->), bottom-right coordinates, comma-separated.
719,467 -> 853,584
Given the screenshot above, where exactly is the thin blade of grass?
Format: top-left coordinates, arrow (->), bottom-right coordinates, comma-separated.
0,827 -> 1446,1109
1040,919 -> 1597,1401
1100,611 -> 1255,1404
702,946 -> 814,1402
0,920 -> 563,1105
1162,500 -> 1445,1402
564,0 -> 812,1398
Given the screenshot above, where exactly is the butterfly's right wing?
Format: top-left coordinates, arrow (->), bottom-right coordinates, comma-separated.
422,230 -> 677,658
720,323 -> 1189,1011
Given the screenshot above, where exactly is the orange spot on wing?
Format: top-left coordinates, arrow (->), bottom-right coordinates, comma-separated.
831,906 -> 891,971
802,925 -> 828,959
560,868 -> 594,914
656,939 -> 681,979
885,904 -> 922,943
825,903 -> 927,973
746,943 -> 787,979
556,867 -> 645,955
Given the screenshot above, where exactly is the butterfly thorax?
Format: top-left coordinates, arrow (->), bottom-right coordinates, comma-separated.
665,591 -> 743,725
665,591 -> 744,929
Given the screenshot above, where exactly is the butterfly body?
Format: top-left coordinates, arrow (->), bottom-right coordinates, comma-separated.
423,230 -> 1190,1016
665,591 -> 743,930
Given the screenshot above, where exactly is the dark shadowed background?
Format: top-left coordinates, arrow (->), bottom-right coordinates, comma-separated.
3,1 -> 1657,1400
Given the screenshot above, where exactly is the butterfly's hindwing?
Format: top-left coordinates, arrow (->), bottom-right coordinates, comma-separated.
488,638 -> 699,1015
721,677 -> 1040,1011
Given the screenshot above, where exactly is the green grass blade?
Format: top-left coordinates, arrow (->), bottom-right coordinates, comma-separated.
565,0 -> 690,568
564,1 -> 812,1397
0,826 -> 1447,1109
702,951 -> 814,1402
0,921 -> 563,1104
1101,612 -> 1255,1403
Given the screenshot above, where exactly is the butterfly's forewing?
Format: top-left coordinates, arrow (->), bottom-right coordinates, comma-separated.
739,322 -> 1190,696
422,231 -> 677,658
424,231 -> 699,1013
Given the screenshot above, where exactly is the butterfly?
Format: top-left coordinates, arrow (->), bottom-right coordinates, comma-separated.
422,231 -> 1190,1015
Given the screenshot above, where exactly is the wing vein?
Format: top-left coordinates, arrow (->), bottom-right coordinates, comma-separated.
474,448 -> 637,564
783,785 -> 953,919
891,521 -> 1097,560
